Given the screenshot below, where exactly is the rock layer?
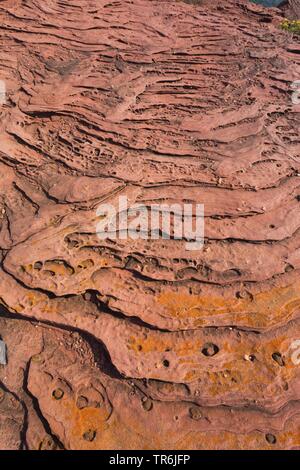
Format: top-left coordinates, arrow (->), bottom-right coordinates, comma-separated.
0,0 -> 299,450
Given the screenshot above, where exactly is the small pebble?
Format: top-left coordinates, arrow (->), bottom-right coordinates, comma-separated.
142,397 -> 153,412
189,406 -> 202,421
83,429 -> 96,442
201,343 -> 219,357
265,433 -> 277,445
52,388 -> 64,400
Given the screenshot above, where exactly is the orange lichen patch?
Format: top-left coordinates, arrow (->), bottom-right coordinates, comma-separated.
127,326 -> 300,393
127,335 -> 171,354
257,334 -> 297,372
182,359 -> 276,392
60,398 -> 161,449
2,0 -> 300,450
50,393 -> 300,450
184,357 -> 297,396
158,281 -> 300,329
63,399 -> 109,449
206,367 -> 271,397
56,408 -> 300,450
176,424 -> 300,450
127,335 -> 202,356
11,292 -> 44,313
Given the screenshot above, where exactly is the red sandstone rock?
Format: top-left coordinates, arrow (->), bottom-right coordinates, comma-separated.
0,0 -> 299,450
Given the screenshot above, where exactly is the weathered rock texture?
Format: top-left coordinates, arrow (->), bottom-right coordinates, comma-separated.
285,0 -> 300,18
0,0 -> 299,450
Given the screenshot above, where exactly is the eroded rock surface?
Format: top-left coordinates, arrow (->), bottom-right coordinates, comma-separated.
0,0 -> 299,450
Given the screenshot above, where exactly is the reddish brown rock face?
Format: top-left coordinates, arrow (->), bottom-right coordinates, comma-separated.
0,0 -> 299,450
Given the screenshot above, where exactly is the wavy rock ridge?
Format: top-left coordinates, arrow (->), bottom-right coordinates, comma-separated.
0,0 -> 300,450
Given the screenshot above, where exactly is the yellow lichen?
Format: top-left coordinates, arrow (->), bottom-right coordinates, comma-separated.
281,19 -> 300,35
157,281 -> 300,329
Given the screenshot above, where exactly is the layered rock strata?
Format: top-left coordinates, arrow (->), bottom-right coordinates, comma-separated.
0,0 -> 299,450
